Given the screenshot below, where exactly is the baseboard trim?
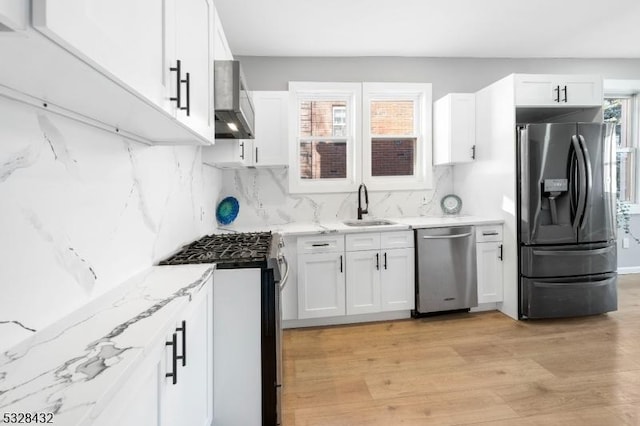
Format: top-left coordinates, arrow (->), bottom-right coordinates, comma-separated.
618,266 -> 640,275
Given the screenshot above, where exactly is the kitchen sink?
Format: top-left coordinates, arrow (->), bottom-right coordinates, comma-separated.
342,219 -> 396,227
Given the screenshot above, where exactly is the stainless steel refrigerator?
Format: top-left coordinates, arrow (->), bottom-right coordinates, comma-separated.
517,123 -> 617,319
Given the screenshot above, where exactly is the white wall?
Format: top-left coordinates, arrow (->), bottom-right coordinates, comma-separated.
238,56 -> 640,98
618,215 -> 640,272
0,97 -> 221,351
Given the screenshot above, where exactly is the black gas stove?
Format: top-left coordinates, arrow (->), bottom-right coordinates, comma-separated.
159,231 -> 280,269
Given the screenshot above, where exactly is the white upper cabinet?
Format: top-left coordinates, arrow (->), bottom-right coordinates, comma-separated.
204,91 -> 289,168
0,0 -> 28,31
433,93 -> 476,165
252,91 -> 289,167
168,0 -> 215,141
514,74 -> 603,107
33,0 -> 168,112
202,138 -> 254,168
0,0 -> 217,145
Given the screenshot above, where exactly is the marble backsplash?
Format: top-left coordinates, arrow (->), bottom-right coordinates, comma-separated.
0,97 -> 221,352
220,166 -> 454,226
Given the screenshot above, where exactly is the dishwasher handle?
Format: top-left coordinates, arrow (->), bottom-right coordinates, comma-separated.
422,233 -> 472,240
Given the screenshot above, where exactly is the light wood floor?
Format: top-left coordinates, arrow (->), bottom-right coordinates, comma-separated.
282,275 -> 640,425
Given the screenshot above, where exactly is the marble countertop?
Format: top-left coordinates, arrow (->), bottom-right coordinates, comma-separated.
218,215 -> 504,236
0,264 -> 214,426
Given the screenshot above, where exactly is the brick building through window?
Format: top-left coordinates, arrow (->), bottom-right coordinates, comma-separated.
299,99 -> 416,179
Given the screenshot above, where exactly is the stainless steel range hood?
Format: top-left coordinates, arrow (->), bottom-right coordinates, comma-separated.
214,60 -> 255,139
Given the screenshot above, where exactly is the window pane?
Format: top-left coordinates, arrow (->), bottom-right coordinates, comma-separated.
299,101 -> 347,137
617,150 -> 636,203
300,141 -> 347,179
604,98 -> 631,148
332,106 -> 346,137
371,138 -> 415,177
371,101 -> 414,136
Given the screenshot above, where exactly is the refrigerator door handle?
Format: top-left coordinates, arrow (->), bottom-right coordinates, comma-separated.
571,135 -> 588,231
577,135 -> 593,230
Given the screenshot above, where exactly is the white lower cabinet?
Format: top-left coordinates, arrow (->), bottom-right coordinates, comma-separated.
346,232 -> 415,315
297,251 -> 346,319
93,359 -> 160,426
476,225 -> 504,303
160,283 -> 213,426
281,235 -> 299,321
93,283 -> 213,426
346,250 -> 382,315
296,231 -> 414,322
297,235 -> 346,319
380,247 -> 415,311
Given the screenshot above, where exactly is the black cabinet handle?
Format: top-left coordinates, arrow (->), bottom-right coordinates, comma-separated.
255,147 -> 259,163
180,72 -> 191,116
383,252 -> 387,270
554,85 -> 560,103
471,145 -> 476,160
240,142 -> 245,159
340,255 -> 343,273
165,333 -> 178,385
169,60 -> 182,108
176,320 -> 186,367
562,85 -> 567,103
375,253 -> 379,270
499,244 -> 503,261
311,243 -> 330,247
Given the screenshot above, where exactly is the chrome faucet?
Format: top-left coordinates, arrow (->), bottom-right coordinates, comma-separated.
357,183 -> 368,220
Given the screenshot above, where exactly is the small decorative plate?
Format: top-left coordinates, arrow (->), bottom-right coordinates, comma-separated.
216,196 -> 240,225
441,194 -> 462,215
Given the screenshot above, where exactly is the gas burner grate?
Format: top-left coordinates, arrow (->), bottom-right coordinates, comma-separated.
159,232 -> 274,267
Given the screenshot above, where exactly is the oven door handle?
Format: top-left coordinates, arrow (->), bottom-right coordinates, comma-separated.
278,255 -> 290,291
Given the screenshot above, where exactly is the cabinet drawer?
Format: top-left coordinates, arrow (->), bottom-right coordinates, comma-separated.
475,225 -> 502,242
346,233 -> 381,251
381,231 -> 414,249
297,234 -> 345,254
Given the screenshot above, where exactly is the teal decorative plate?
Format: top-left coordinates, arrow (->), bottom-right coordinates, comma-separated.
216,196 -> 239,225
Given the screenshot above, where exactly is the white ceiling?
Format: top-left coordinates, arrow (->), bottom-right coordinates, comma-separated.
214,0 -> 640,58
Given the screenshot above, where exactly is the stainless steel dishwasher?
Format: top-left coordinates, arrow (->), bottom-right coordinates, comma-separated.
414,226 -> 477,315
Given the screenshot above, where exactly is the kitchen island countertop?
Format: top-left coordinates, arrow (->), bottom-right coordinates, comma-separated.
0,264 -> 214,426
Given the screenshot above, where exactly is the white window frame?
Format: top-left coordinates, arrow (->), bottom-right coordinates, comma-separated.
362,82 -> 432,191
604,79 -> 640,214
288,82 -> 361,194
332,105 -> 347,137
289,82 -> 433,194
